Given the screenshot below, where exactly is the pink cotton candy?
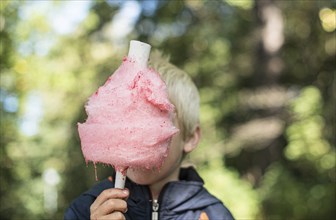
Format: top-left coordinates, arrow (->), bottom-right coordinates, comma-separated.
78,57 -> 179,172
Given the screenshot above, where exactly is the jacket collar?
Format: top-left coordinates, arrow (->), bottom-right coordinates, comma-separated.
179,166 -> 204,183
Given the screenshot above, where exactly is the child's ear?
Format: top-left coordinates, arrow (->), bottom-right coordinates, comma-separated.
183,125 -> 201,153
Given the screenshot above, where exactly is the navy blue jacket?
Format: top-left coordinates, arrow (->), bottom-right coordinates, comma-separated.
65,167 -> 234,220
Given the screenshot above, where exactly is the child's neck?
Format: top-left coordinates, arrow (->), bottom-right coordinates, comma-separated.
149,167 -> 180,200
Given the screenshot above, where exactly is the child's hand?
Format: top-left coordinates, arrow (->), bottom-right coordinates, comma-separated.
90,188 -> 129,220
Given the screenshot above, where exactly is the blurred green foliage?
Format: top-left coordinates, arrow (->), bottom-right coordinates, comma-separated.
0,0 -> 335,219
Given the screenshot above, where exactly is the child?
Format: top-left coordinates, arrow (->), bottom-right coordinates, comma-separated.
64,52 -> 234,220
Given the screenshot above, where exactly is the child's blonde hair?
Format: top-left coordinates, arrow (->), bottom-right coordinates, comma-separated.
149,51 -> 200,141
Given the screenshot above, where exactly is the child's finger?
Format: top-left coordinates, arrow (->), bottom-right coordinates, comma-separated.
92,198 -> 127,217
90,188 -> 129,213
101,211 -> 126,220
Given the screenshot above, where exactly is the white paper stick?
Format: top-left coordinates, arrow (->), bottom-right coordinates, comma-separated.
114,40 -> 151,189
127,40 -> 151,69
115,170 -> 127,189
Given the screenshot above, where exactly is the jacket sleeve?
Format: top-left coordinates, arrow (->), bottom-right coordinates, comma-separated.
64,194 -> 95,220
205,203 -> 235,220
64,179 -> 114,220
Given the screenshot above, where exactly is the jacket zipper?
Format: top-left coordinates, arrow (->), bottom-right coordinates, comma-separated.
148,182 -> 171,220
152,199 -> 159,220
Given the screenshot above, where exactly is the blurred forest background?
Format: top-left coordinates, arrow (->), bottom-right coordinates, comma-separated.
0,0 -> 335,219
